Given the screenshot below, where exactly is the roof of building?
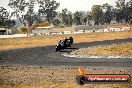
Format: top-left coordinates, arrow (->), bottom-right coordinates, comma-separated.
33,27 -> 75,33
51,27 -> 75,32
0,28 -> 6,30
36,26 -> 54,29
75,25 -> 104,30
52,16 -> 62,22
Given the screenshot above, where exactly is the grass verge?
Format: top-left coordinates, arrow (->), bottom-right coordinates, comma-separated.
70,43 -> 132,56
0,31 -> 132,51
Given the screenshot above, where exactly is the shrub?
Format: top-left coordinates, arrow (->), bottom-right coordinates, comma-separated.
20,27 -> 28,33
129,19 -> 132,25
59,23 -> 65,28
39,21 -> 50,27
60,25 -> 65,28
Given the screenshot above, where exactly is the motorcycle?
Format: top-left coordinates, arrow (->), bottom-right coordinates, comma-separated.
55,44 -> 65,52
55,37 -> 73,52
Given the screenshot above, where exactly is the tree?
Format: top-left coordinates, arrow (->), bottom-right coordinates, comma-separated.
38,0 -> 60,23
0,7 -> 8,27
52,19 -> 61,26
102,3 -> 113,25
0,7 -> 9,20
114,0 -> 126,23
61,9 -> 73,26
79,11 -> 87,25
61,8 -> 68,25
8,0 -> 28,27
9,0 -> 41,27
125,0 -> 132,23
67,11 -> 73,26
24,0 -> 36,27
73,11 -> 82,25
8,0 -> 44,28
91,5 -> 104,25
8,0 -> 59,27
87,12 -> 92,25
0,7 -> 15,28
113,0 -> 132,24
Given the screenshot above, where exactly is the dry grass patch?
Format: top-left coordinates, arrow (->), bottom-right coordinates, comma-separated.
92,43 -> 132,56
70,43 -> 132,56
0,31 -> 132,50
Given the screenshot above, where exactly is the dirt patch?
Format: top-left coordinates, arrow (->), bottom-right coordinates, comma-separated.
0,66 -> 132,88
69,43 -> 132,57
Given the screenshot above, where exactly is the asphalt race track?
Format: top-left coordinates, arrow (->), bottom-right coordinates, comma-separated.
0,38 -> 132,68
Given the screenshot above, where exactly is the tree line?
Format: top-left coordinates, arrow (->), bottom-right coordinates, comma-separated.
0,0 -> 132,29
0,7 -> 15,29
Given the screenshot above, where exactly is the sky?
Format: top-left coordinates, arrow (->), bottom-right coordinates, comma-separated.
0,0 -> 130,12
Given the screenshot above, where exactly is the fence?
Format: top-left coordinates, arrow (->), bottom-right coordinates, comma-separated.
0,34 -> 33,38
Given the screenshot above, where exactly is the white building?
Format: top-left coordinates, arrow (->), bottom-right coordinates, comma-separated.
0,28 -> 17,35
32,26 -> 52,34
32,27 -> 75,35
0,28 -> 7,35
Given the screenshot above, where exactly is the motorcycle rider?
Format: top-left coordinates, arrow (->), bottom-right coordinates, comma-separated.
56,40 -> 64,52
64,38 -> 68,45
69,37 -> 73,44
58,40 -> 62,45
58,40 -> 64,47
